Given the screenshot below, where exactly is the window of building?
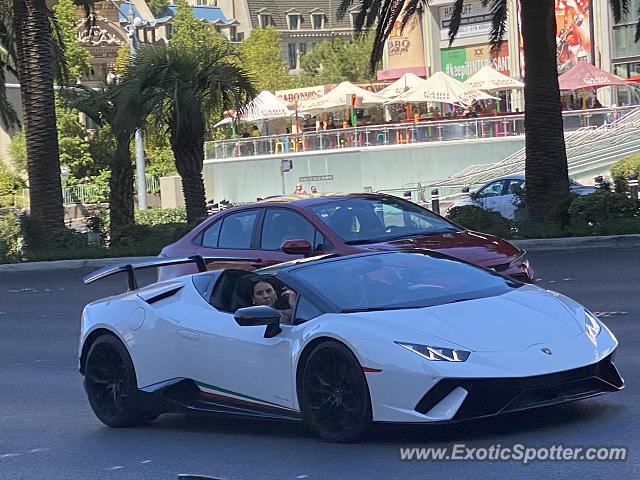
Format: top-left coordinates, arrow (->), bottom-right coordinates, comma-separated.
165,23 -> 173,39
196,0 -> 208,5
259,14 -> 274,28
349,10 -> 360,28
229,25 -> 238,41
287,43 -> 297,69
311,13 -> 324,30
288,13 -> 301,30
298,42 -> 307,58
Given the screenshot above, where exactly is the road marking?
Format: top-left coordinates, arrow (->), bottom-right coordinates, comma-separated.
593,311 -> 628,318
141,460 -> 152,464
296,476 -> 309,479
27,448 -> 49,453
0,453 -> 20,459
108,466 -> 125,470
8,288 -> 38,293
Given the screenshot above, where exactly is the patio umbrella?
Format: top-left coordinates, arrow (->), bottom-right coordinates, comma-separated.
389,72 -> 495,106
558,61 -> 628,91
213,91 -> 294,127
464,66 -> 524,92
378,73 -> 428,99
297,81 -> 388,112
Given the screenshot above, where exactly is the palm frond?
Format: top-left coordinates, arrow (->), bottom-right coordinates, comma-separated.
49,11 -> 70,86
448,0 -> 466,46
485,0 -> 508,54
609,0 -> 630,23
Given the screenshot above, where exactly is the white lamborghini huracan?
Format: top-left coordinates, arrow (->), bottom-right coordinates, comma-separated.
79,250 -> 624,442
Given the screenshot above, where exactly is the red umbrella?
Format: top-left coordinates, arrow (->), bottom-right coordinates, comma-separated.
558,61 -> 628,90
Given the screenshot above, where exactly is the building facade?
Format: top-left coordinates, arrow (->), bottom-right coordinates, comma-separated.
216,0 -> 357,71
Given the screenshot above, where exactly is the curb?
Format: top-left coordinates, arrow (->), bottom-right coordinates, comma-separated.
511,234 -> 640,251
1,234 -> 640,272
0,256 -> 157,273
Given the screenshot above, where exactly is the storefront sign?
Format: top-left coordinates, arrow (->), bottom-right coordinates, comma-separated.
441,42 -> 510,82
299,175 -> 333,182
439,0 -> 493,40
276,86 -> 327,106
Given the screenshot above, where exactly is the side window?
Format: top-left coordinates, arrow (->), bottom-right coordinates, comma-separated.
313,230 -> 333,252
476,181 -> 506,198
293,296 -> 323,324
202,220 -> 222,247
218,210 -> 259,249
261,209 -> 316,250
505,179 -> 524,194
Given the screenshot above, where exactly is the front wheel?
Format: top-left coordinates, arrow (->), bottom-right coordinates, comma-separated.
83,334 -> 151,427
299,341 -> 372,442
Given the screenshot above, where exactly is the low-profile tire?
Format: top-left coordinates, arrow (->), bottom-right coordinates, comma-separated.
83,334 -> 150,428
299,340 -> 372,442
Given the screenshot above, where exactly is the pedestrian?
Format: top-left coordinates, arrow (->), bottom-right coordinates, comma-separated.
293,183 -> 307,195
310,185 -> 318,194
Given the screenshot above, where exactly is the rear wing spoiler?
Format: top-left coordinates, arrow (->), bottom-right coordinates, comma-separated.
83,255 -> 259,291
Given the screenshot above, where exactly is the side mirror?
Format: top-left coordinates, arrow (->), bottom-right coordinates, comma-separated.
281,239 -> 313,256
234,306 -> 282,338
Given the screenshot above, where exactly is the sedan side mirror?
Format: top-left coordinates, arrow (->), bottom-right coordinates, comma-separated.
281,239 -> 313,256
234,306 -> 282,338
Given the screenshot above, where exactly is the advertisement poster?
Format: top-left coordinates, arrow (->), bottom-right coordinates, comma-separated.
441,42 -> 511,82
555,0 -> 592,73
438,0 -> 494,40
386,12 -> 427,72
515,0 -> 593,77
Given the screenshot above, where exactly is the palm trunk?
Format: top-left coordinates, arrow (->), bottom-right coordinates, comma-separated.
521,0 -> 570,224
172,138 -> 207,223
109,134 -> 135,233
13,0 -> 65,231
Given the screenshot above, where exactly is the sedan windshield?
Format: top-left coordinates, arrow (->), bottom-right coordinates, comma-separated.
288,252 -> 521,312
308,197 -> 460,244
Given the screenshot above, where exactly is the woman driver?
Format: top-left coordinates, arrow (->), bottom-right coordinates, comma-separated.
251,279 -> 297,324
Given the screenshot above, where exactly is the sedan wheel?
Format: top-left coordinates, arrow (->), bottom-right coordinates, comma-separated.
300,341 -> 372,442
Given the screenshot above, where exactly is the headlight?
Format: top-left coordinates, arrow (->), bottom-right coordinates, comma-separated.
508,250 -> 528,268
585,311 -> 601,343
395,342 -> 470,362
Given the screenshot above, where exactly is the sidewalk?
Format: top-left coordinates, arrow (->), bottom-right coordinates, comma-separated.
1,234 -> 640,273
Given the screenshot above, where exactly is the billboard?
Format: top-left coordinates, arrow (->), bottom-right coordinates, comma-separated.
386,11 -> 427,73
441,42 -> 511,82
555,0 -> 592,73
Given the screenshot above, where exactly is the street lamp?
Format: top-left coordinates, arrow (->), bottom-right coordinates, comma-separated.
109,0 -> 147,210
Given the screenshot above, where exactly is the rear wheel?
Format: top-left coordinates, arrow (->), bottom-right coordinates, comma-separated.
300,341 -> 372,442
84,334 -> 152,427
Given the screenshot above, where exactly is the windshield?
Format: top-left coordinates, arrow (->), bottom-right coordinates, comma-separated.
308,197 -> 460,244
289,252 -> 521,312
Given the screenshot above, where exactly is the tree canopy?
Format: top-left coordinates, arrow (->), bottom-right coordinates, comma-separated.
300,33 -> 378,86
239,27 -> 292,92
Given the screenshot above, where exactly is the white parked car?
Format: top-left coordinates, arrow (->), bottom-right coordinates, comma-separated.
79,251 -> 622,442
448,175 -> 597,219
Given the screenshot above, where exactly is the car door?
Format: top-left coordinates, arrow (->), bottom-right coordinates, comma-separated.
475,180 -> 507,214
255,207 -> 335,266
196,209 -> 264,270
177,278 -> 297,411
500,179 -> 525,219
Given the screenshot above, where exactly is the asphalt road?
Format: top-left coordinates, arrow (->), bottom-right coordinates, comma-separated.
1,247 -> 639,480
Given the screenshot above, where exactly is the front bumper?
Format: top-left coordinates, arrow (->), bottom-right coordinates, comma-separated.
414,353 -> 623,422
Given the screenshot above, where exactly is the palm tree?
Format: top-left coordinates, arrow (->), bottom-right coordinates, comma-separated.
0,1 -> 20,133
117,44 -> 255,223
64,84 -> 136,233
1,0 -> 93,234
341,0 -> 638,225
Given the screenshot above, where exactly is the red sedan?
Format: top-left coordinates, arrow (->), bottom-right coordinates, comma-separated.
158,193 -> 533,282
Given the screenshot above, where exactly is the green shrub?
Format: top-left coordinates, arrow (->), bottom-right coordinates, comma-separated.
0,213 -> 23,262
110,222 -> 191,255
446,205 -> 514,239
135,207 -> 187,225
568,191 -> 639,235
610,154 -> 640,193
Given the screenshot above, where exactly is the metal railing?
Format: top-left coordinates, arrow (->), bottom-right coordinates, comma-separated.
428,106 -> 640,203
204,106 -> 639,161
13,174 -> 161,208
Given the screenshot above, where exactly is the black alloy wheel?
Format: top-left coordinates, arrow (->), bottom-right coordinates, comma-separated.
300,341 -> 372,442
84,335 -> 153,427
